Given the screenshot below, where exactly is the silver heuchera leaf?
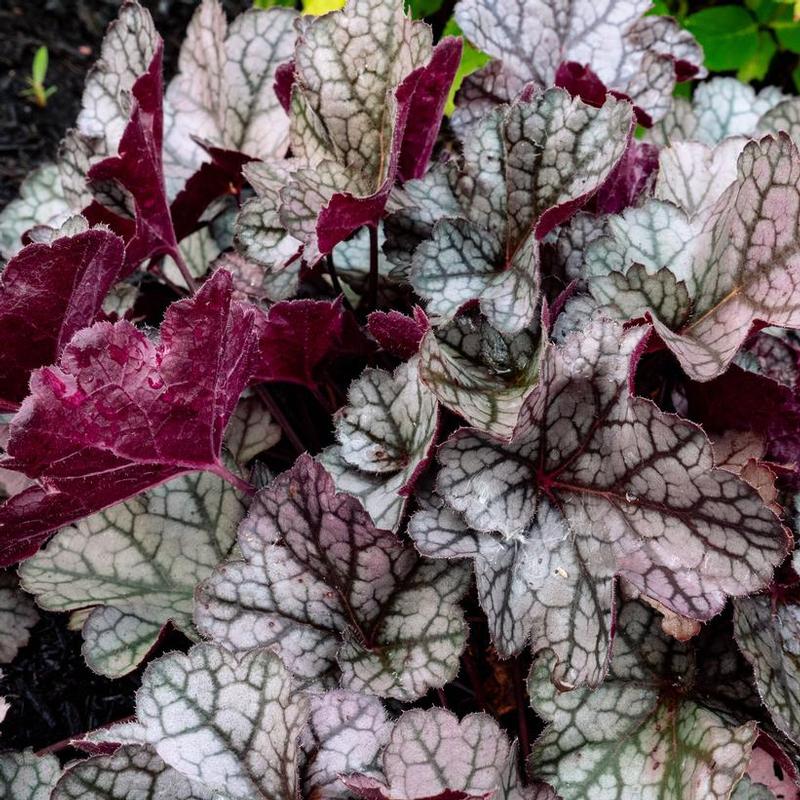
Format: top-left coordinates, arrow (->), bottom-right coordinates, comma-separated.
342,708 -> 510,800
52,745 -> 214,800
733,566 -> 800,745
433,314 -> 789,687
302,690 -> 391,800
136,643 -> 308,800
19,471 -> 243,677
529,600 -> 759,800
418,315 -> 540,439
279,0 -> 435,262
0,750 -> 61,800
731,777 -> 777,800
588,134 -> 800,381
163,0 -> 297,195
652,77 -> 787,146
0,164 -> 72,259
411,89 -> 633,334
225,393 -> 282,466
0,573 -> 38,663
453,0 -> 704,126
320,358 -> 439,531
195,455 -> 469,700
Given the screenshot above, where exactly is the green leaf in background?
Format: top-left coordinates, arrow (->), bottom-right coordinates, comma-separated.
793,63 -> 800,91
407,0 -> 445,16
685,5 -> 760,70
770,4 -> 800,52
443,19 -> 490,115
253,0 -> 296,7
737,30 -> 777,80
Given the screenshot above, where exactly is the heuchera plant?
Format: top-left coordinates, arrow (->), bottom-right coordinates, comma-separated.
2,0 -> 800,798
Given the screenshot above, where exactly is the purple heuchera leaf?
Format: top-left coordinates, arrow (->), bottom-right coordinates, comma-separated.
0,270 -> 260,566
396,37 -> 462,183
425,314 -> 789,688
367,307 -> 430,360
87,46 -> 179,276
252,298 -> 370,390
592,140 -> 659,215
273,60 -> 295,115
0,226 -> 124,410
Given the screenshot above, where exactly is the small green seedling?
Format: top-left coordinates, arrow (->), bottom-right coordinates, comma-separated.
21,46 -> 57,108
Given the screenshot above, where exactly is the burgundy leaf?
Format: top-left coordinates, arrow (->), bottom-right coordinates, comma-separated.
367,307 -> 430,361
0,227 -> 124,410
87,46 -> 179,276
252,298 -> 371,390
0,269 -> 260,565
274,60 -> 295,115
593,140 -> 659,215
170,144 -> 253,242
397,37 -> 463,183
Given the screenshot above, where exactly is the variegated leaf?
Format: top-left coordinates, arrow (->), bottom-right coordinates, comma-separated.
195,455 -> 469,700
163,0 -> 297,195
321,358 -> 438,531
434,315 -> 788,687
136,643 -> 308,800
733,567 -> 800,745
19,471 -> 243,677
418,315 -> 540,439
411,89 -> 632,333
225,393 -> 281,466
529,599 -> 759,800
652,77 -> 787,146
453,0 -> 703,125
0,164 -> 71,259
0,750 -> 61,800
0,573 -> 38,663
52,745 -> 214,800
302,690 -> 391,800
589,135 -> 800,381
342,708 -> 510,800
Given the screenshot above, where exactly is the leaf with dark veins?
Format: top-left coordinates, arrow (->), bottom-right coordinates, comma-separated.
434,315 -> 789,687
19,470 -> 242,677
136,643 -> 308,800
162,0 -> 297,195
278,0 -> 459,260
733,558 -> 800,746
529,599 -> 760,800
321,358 -> 439,531
589,135 -> 800,381
0,164 -> 72,259
0,226 -> 124,409
52,745 -> 215,800
195,456 -> 469,700
411,89 -> 633,334
0,573 -> 39,663
0,750 -> 61,800
452,0 -> 703,127
342,708 -> 510,800
0,269 -> 260,566
302,690 -> 391,800
418,315 -> 540,439
651,77 -> 787,146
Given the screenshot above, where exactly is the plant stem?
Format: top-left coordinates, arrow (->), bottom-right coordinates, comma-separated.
462,649 -> 488,711
170,247 -> 198,293
512,656 -> 531,764
367,224 -> 379,311
437,688 -> 449,709
210,462 -> 255,496
34,715 -> 136,757
254,385 -> 307,455
326,253 -> 354,313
